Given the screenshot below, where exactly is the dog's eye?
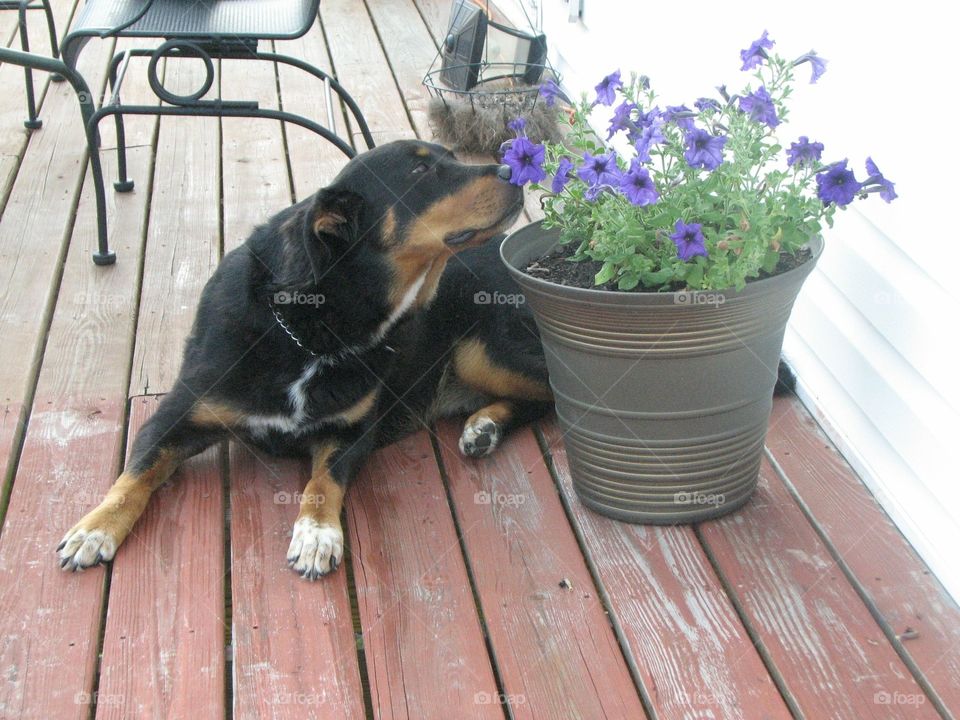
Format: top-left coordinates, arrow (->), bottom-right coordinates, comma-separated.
411,162 -> 429,175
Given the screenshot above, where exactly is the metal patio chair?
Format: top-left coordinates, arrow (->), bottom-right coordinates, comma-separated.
53,0 -> 374,264
0,0 -> 62,128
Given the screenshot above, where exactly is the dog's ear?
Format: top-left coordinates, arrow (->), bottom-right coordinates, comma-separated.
302,187 -> 363,283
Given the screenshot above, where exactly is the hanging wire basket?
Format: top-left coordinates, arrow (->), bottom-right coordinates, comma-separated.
422,0 -> 561,115
423,62 -> 559,114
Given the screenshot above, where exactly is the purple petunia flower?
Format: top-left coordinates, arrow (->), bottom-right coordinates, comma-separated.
683,128 -> 727,171
864,157 -> 898,202
786,136 -> 825,167
502,136 -> 546,186
584,184 -> 609,202
816,160 -> 861,206
738,86 -> 779,128
637,106 -> 662,127
619,161 -> 659,207
634,120 -> 666,162
793,51 -> 828,84
626,106 -> 662,143
607,100 -> 638,139
594,70 -> 622,106
507,117 -> 527,135
539,78 -> 561,107
665,104 -> 696,131
695,97 -> 722,113
740,31 -> 774,71
577,151 -> 621,187
552,156 -> 575,194
670,220 -> 708,261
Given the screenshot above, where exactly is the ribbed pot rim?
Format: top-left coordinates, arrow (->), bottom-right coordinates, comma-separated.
500,219 -> 824,302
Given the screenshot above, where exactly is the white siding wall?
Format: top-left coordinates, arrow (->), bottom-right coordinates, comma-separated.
501,0 -> 960,599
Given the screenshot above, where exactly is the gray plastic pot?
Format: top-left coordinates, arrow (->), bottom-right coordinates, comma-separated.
501,221 -> 823,524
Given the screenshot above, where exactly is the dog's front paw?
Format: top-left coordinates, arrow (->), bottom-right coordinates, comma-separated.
57,523 -> 118,571
459,416 -> 502,458
286,518 -> 343,580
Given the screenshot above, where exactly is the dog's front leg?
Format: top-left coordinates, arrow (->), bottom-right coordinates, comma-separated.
286,432 -> 372,580
58,388 -> 227,570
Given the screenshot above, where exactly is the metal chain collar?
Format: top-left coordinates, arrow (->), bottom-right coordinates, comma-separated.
267,300 -> 397,360
269,302 -> 320,358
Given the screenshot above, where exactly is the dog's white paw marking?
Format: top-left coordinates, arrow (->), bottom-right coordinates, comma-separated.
459,416 -> 502,458
57,526 -> 118,571
286,518 -> 343,580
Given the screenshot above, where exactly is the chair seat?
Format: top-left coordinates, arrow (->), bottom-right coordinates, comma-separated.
77,0 -> 318,38
63,0 -> 320,66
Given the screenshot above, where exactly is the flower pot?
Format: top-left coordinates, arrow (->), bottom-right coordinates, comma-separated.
501,220 -> 823,523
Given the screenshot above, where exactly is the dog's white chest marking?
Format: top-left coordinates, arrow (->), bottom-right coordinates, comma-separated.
245,359 -> 322,436
243,269 -> 428,437
377,267 -> 429,340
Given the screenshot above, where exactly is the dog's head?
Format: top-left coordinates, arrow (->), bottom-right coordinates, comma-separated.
300,140 -> 523,310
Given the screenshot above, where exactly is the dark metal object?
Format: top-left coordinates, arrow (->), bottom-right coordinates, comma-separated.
0,46 -> 116,263
439,0 -> 486,91
15,0 -> 374,265
501,221 -> 823,524
424,0 -> 555,115
0,0 -> 62,128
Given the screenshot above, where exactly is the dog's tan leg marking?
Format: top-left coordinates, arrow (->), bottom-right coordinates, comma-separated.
328,388 -> 379,426
189,400 -> 246,428
58,448 -> 182,571
453,338 -> 552,401
286,442 -> 346,580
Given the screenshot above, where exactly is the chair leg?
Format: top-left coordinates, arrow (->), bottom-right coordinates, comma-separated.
40,0 -> 64,82
18,2 -> 42,129
89,137 -> 116,266
105,50 -> 134,191
113,112 -> 134,192
85,109 -> 115,265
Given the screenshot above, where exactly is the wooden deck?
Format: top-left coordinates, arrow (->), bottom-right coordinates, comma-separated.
1,1 -> 958,718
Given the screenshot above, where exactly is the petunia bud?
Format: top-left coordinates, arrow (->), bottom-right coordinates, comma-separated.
771,228 -> 783,252
739,216 -> 750,231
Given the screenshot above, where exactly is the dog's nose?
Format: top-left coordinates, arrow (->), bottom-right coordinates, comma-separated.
497,164 -> 513,181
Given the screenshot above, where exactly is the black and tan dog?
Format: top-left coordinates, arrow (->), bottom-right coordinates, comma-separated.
57,140 -> 552,579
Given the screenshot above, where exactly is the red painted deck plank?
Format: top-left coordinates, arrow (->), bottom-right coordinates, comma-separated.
436,422 -> 648,720
0,142 -> 152,719
320,0 -> 415,146
0,398 -> 124,720
539,419 -> 791,719
229,444 -> 365,720
127,57 -> 221,397
364,0 -> 444,139
0,401 -> 24,499
766,395 -> 960,713
0,18 -> 115,486
275,22 -> 352,199
96,396 -> 225,720
699,458 -> 939,718
348,431 -> 502,720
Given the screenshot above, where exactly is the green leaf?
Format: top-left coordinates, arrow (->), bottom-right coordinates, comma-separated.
684,262 -> 704,289
618,272 -> 640,290
761,248 -> 780,273
594,262 -> 616,285
641,268 -> 675,287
